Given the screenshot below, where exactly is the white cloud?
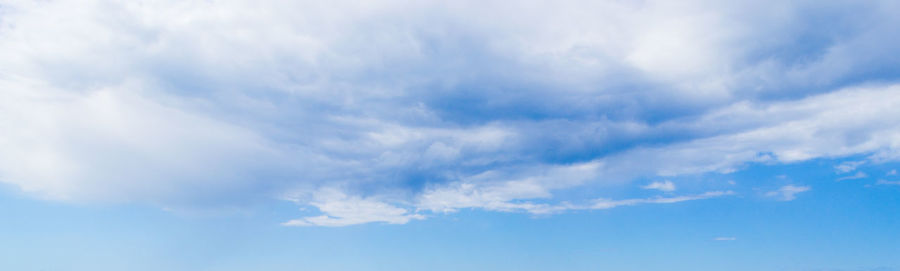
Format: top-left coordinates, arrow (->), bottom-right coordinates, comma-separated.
835,161 -> 866,173
888,170 -> 897,176
0,79 -> 281,204
765,185 -> 811,201
837,171 -> 868,182
714,237 -> 737,241
589,191 -> 734,210
418,176 -> 732,216
593,85 -> 900,180
415,162 -> 601,214
282,181 -> 733,226
641,180 -> 676,192
282,188 -> 424,227
1,0 -> 900,225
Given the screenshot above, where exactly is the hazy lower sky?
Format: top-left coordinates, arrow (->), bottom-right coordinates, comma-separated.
2,1 -> 900,270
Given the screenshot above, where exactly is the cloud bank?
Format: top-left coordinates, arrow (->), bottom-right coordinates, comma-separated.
2,0 -> 900,226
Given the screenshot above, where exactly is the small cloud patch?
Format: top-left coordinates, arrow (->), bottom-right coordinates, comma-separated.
835,161 -> 865,173
765,185 -> 811,201
641,180 -> 676,192
837,172 -> 868,182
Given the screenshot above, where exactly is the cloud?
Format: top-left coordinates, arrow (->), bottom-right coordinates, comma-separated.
0,80 -> 282,205
765,185 -> 811,201
589,191 -> 734,210
1,0 -> 900,225
714,237 -> 737,241
642,180 -> 676,192
875,180 -> 900,186
583,84 -> 900,185
836,161 -> 866,173
416,175 -> 733,216
282,188 -> 424,227
414,161 -> 601,214
837,172 -> 868,182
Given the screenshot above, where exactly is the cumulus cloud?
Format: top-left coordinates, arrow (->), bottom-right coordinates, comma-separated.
765,185 -> 811,201
642,180 -> 676,192
1,0 -> 900,225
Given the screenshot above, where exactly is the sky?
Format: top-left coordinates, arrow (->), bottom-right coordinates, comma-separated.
2,0 -> 900,270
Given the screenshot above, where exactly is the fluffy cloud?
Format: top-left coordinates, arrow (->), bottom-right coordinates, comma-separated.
0,79 -> 282,205
1,0 -> 900,225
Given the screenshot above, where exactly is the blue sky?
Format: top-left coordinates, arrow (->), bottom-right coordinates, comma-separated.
2,0 -> 900,270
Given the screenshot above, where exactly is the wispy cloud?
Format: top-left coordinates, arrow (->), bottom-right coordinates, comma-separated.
714,237 -> 737,241
641,180 -> 676,192
837,172 -> 868,182
765,185 -> 811,201
875,180 -> 900,186
589,191 -> 734,210
284,188 -> 736,226
835,161 -> 866,173
282,189 -> 424,227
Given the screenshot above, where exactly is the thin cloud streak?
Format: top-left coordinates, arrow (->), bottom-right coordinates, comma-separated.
284,189 -> 735,226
